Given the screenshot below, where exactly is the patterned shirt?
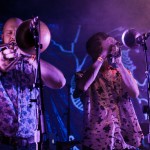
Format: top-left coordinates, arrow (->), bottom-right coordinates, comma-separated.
75,67 -> 144,150
0,57 -> 38,138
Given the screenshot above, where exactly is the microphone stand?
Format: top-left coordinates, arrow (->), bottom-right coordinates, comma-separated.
140,38 -> 150,143
67,84 -> 70,142
30,16 -> 46,150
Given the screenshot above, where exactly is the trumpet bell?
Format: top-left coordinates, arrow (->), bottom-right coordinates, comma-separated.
16,19 -> 51,55
121,28 -> 140,49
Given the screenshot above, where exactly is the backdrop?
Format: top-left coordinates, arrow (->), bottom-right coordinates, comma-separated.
0,0 -> 150,149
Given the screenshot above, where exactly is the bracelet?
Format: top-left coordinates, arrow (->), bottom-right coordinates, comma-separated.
97,56 -> 104,62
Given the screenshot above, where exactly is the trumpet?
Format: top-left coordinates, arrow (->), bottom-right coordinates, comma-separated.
0,42 -> 17,50
0,18 -> 51,55
16,19 -> 51,55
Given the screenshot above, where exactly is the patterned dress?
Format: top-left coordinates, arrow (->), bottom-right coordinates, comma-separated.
0,57 -> 38,138
75,67 -> 144,150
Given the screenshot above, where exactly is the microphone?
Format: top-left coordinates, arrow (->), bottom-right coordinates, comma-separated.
136,32 -> 150,44
30,16 -> 39,31
121,29 -> 150,48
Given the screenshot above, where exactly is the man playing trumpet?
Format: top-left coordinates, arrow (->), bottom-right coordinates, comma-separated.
0,17 -> 66,149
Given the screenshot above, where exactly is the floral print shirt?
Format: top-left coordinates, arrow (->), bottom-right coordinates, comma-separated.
75,67 -> 144,150
0,58 -> 38,138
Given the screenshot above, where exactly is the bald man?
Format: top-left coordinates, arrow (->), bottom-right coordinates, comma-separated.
0,18 -> 66,150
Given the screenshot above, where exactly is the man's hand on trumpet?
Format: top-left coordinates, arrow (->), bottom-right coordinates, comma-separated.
0,46 -> 36,72
0,46 -> 20,72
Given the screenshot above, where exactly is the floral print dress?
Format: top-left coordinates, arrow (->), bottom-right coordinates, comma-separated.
76,67 -> 144,150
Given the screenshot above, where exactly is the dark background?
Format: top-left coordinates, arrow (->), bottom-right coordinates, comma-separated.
0,0 -> 150,149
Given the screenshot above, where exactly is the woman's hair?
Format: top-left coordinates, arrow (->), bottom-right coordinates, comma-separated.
86,32 -> 109,57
